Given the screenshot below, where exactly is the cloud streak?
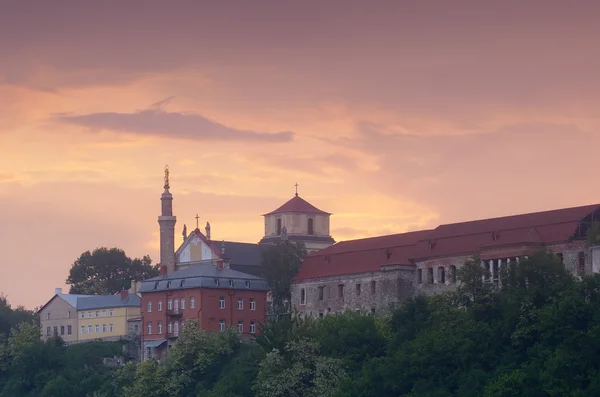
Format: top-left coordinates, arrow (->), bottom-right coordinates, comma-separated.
59,105 -> 294,143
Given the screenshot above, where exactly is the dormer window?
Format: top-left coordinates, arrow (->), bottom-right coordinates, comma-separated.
214,279 -> 220,287
180,280 -> 185,288
229,279 -> 234,287
308,218 -> 314,235
245,280 -> 250,288
154,282 -> 159,290
166,281 -> 171,288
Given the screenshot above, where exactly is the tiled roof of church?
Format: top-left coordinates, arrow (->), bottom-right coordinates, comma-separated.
263,194 -> 330,216
294,230 -> 432,280
294,203 -> 600,280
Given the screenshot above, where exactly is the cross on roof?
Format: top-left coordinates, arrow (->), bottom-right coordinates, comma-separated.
195,214 -> 199,229
295,182 -> 299,196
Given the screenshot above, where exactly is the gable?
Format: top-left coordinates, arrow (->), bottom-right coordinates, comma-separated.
177,232 -> 218,264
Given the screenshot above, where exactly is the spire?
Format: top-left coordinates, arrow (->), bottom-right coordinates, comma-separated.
164,165 -> 170,190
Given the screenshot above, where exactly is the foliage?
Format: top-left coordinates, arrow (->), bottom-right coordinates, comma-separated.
0,294 -> 37,337
66,247 -> 158,295
260,241 -> 306,315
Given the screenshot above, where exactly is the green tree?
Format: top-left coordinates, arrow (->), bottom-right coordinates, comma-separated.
260,241 -> 306,315
66,248 -> 158,295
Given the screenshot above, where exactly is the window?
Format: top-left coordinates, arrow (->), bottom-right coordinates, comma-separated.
181,298 -> 185,310
237,298 -> 243,310
276,218 -> 282,235
168,299 -> 173,311
166,281 -> 171,289
356,283 -> 361,296
46,312 -> 51,320
300,289 -> 306,305
154,281 -> 159,290
174,299 -> 179,313
371,307 -> 376,313
158,321 -> 163,334
81,312 -> 85,319
174,321 -> 179,336
102,310 -> 106,317
427,268 -> 434,284
237,320 -> 243,333
67,325 -> 72,335
80,326 -> 85,335
180,279 -> 185,288
88,325 -> 92,334
190,297 -> 195,309
168,322 -> 173,334
438,267 -> 446,284
229,279 -> 234,287
371,281 -> 376,294
95,311 -> 99,317
318,286 -> 324,301
46,327 -> 51,336
245,280 -> 250,288
219,320 -> 225,332
450,266 -> 457,284
67,311 -> 71,318
250,321 -> 256,334
102,324 -> 106,333
147,301 -> 152,312
417,268 -> 423,284
88,312 -> 92,318
109,310 -> 113,316
53,326 -> 58,336
250,298 -> 256,310
579,252 -> 586,275
319,312 -> 324,318
219,297 -> 225,309
109,324 -> 113,333
158,300 -> 163,311
338,284 -> 344,298
214,279 -> 220,287
557,253 -> 564,264
308,218 -> 314,235
95,325 -> 99,333
147,322 -> 152,335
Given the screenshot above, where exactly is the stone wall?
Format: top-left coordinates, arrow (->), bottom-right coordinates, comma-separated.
414,254 -> 471,296
292,265 -> 415,315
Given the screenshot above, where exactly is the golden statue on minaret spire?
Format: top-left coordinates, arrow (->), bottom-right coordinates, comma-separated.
164,165 -> 170,190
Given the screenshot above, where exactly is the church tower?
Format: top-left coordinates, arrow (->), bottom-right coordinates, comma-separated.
259,185 -> 335,254
158,166 -> 177,273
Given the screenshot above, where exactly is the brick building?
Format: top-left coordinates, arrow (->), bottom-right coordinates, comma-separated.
292,204 -> 600,314
139,264 -> 269,360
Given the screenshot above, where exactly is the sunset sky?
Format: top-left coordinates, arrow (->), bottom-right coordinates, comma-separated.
2,1 -> 600,308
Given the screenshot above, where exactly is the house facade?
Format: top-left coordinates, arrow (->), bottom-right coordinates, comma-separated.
292,204 -> 600,314
139,264 -> 269,360
38,288 -> 141,344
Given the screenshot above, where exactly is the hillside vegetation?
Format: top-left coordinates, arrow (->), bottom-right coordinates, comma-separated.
3,251 -> 600,396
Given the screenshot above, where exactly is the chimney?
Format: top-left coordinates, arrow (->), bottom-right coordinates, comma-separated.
159,265 -> 168,276
55,288 -> 63,295
120,290 -> 129,301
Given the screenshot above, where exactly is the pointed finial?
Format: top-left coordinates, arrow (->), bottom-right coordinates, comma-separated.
182,224 -> 187,240
294,182 -> 299,196
164,165 -> 170,190
205,221 -> 211,240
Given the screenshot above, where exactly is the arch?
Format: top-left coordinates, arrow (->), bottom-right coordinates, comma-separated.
438,266 -> 446,284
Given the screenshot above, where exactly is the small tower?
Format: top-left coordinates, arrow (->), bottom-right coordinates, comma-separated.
259,184 -> 335,254
158,165 -> 177,273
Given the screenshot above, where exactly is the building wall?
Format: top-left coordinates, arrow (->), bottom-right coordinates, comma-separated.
264,213 -> 330,238
141,287 -> 268,344
77,306 -> 141,341
39,297 -> 78,343
179,234 -> 217,263
291,266 -> 415,315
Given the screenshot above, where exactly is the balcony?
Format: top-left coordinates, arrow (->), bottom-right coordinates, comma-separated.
166,309 -> 182,317
166,331 -> 179,339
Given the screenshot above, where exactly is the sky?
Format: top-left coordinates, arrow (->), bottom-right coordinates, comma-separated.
2,0 -> 600,308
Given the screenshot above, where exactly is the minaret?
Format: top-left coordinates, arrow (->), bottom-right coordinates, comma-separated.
158,165 -> 177,273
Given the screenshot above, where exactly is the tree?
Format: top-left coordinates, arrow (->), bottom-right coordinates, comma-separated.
66,248 -> 158,295
260,241 -> 306,315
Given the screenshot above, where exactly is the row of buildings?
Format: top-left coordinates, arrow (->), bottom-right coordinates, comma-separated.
39,168 -> 600,361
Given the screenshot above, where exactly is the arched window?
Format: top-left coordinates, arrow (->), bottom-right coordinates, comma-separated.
300,288 -> 306,305
450,265 -> 457,284
438,267 -> 446,284
308,218 -> 314,235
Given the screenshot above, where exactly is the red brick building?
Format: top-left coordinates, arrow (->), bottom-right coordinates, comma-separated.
292,204 -> 600,315
139,264 -> 269,360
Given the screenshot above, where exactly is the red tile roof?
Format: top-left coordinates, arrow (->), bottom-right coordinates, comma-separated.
263,194 -> 330,216
294,230 -> 432,280
294,204 -> 600,281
